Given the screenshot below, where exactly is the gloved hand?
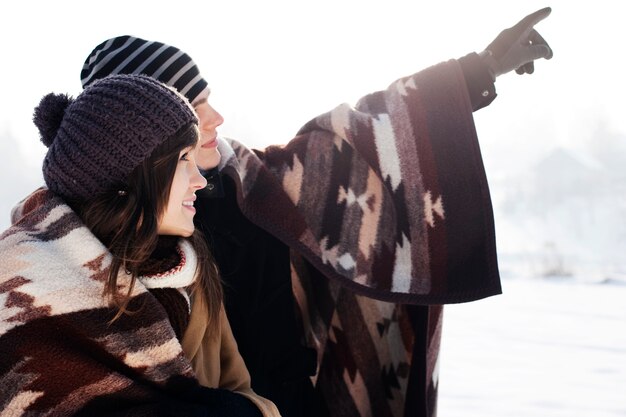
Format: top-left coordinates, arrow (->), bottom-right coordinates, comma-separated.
482,7 -> 553,78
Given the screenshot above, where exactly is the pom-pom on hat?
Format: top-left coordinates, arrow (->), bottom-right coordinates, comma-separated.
81,35 -> 209,105
34,74 -> 198,202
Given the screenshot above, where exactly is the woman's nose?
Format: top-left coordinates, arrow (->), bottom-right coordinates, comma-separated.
191,164 -> 208,189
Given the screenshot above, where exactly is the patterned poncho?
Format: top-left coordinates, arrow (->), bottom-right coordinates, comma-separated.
0,59 -> 500,416
214,59 -> 501,416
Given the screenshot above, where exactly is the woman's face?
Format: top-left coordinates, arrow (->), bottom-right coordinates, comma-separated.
157,144 -> 207,237
192,91 -> 224,171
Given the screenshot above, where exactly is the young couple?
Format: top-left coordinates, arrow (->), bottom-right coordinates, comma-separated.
0,7 -> 552,417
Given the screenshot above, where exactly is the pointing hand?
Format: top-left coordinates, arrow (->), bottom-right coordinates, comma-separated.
482,7 -> 554,78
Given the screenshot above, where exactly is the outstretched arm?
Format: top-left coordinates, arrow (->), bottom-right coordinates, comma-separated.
226,9 -> 554,305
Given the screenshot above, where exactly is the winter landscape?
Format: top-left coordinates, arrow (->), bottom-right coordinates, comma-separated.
437,126 -> 626,416
2,1 -> 625,415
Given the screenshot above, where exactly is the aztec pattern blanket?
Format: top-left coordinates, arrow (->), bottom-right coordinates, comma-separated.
0,59 -> 500,416
0,189 -> 236,416
214,59 -> 501,416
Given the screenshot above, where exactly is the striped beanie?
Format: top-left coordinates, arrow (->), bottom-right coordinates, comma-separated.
81,35 -> 209,104
33,74 -> 198,202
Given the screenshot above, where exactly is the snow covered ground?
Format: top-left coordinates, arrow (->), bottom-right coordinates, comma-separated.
438,277 -> 626,417
437,141 -> 626,417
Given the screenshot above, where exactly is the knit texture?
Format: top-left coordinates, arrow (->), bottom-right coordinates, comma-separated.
34,74 -> 197,202
81,35 -> 209,104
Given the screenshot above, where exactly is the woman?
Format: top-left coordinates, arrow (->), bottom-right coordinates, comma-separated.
0,74 -> 279,416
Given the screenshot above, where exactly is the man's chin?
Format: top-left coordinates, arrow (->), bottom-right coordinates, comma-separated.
198,150 -> 221,171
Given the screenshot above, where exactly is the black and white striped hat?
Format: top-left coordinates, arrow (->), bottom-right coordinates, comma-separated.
81,35 -> 209,104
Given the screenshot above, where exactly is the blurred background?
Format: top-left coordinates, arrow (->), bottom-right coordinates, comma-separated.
1,1 -> 624,415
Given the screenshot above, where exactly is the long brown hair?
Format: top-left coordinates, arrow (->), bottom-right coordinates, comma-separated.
72,123 -> 222,329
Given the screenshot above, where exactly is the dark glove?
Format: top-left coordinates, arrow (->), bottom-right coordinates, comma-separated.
482,7 -> 553,78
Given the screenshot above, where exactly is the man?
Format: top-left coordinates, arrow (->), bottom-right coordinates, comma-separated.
80,8 -> 552,416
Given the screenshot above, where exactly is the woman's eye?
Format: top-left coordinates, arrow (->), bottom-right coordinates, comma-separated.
180,152 -> 190,161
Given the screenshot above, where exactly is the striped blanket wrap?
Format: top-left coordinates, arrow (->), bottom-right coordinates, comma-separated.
0,59 -> 500,416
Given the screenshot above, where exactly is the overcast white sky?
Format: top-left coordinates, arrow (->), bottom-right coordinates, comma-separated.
1,0 -> 625,224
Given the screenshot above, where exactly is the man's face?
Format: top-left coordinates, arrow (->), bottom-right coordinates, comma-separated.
192,91 -> 224,170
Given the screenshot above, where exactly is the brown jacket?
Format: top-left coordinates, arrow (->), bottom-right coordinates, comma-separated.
182,291 -> 281,417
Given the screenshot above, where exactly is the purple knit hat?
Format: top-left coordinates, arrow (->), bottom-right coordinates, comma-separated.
33,74 -> 198,201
